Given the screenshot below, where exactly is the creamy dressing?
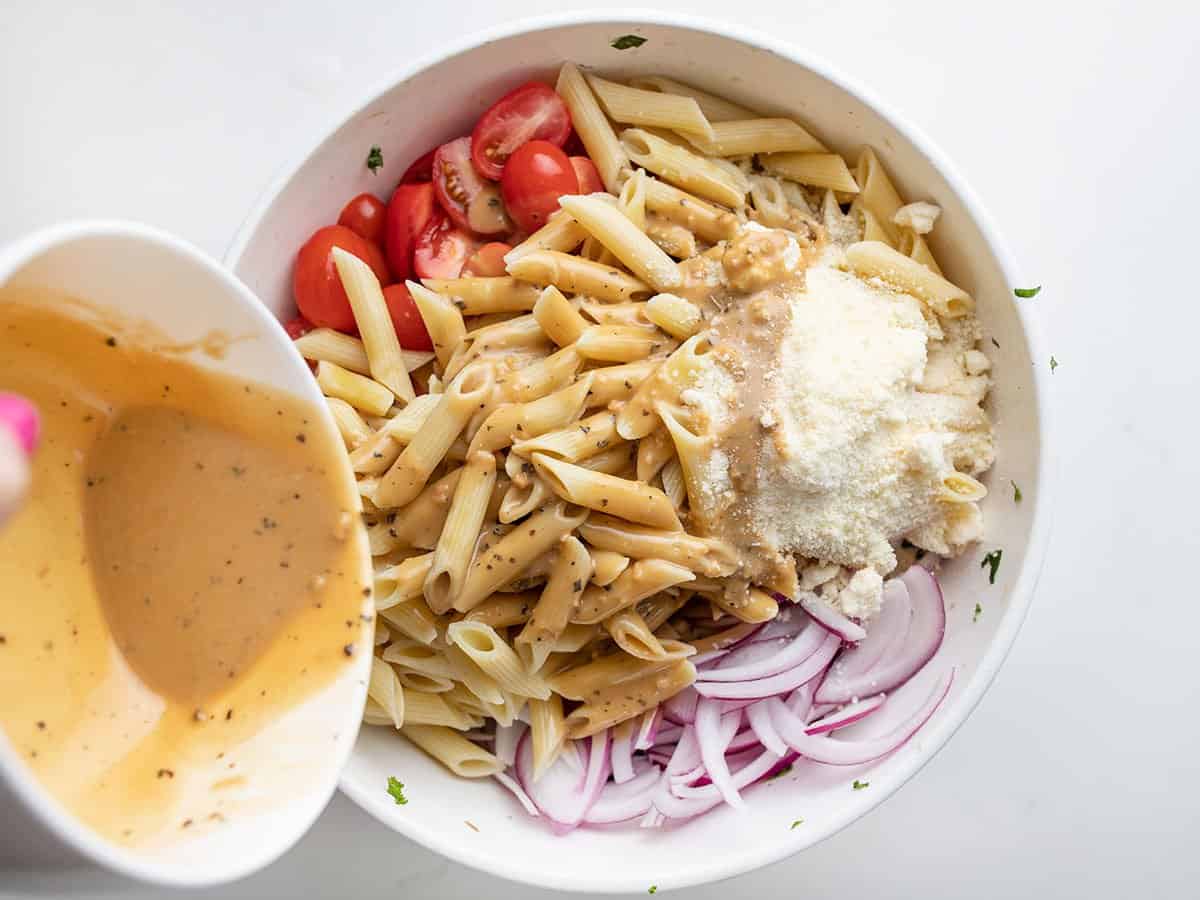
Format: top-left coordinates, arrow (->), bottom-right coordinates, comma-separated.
0,300 -> 370,846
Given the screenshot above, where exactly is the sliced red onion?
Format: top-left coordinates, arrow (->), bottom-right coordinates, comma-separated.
662,686 -> 700,724
694,631 -> 841,700
694,700 -> 743,807
611,723 -> 635,784
494,770 -> 539,817
634,708 -> 661,751
665,725 -> 701,776
769,668 -> 954,765
786,681 -> 817,720
815,567 -> 945,705
669,762 -> 705,787
640,807 -> 665,829
785,591 -> 868,642
747,699 -> 788,755
651,748 -> 785,819
584,763 -> 662,824
514,730 -> 611,833
707,636 -> 789,673
691,648 -> 731,668
652,723 -> 684,747
747,607 -> 808,643
493,722 -> 524,767
647,747 -> 673,768
804,694 -> 885,734
697,624 -> 826,683
820,579 -> 912,693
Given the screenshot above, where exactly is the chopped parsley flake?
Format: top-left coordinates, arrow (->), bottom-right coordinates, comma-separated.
981,549 -> 1002,584
1011,480 -> 1022,502
648,886 -> 658,895
611,34 -> 647,50
1014,286 -> 1041,298
1050,355 -> 1059,373
991,337 -> 1000,348
386,776 -> 408,805
791,818 -> 804,829
366,145 -> 384,173
973,602 -> 983,622
852,779 -> 870,790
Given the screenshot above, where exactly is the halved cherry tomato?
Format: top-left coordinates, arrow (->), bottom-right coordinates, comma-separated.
501,141 -> 579,234
337,193 -> 387,244
463,242 -> 513,277
384,182 -> 435,281
413,210 -> 481,279
569,156 -> 604,194
382,284 -> 434,351
283,316 -> 313,340
471,82 -> 572,180
432,137 -> 511,236
293,225 -> 390,333
400,148 -> 436,184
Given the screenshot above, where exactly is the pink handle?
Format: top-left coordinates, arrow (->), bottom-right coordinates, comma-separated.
0,393 -> 40,456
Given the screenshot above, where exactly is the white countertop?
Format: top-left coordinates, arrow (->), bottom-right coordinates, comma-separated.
2,0 -> 1196,897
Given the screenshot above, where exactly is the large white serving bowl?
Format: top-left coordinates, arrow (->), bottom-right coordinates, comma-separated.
0,221 -> 374,888
225,11 -> 1053,894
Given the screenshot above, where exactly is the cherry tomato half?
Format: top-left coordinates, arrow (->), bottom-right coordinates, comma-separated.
569,156 -> 604,194
413,210 -> 481,279
471,82 -> 572,180
283,316 -> 313,340
337,193 -> 387,244
433,137 -> 511,236
501,141 -> 579,234
463,242 -> 513,277
384,182 -> 435,281
400,147 -> 436,184
382,284 -> 434,351
293,225 -> 390,333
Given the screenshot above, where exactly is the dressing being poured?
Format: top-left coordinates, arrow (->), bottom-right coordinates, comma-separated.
0,298 -> 370,847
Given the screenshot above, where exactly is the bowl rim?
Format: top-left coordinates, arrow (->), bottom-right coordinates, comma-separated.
223,8 -> 1055,893
0,218 -> 373,889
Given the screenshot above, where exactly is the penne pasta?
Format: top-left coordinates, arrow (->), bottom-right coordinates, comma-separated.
421,277 -> 542,315
469,374 -> 592,454
512,409 -> 619,464
408,281 -> 467,370
573,558 -> 695,624
505,209 -> 589,264
621,128 -> 749,208
333,247 -> 415,402
295,328 -> 434,375
446,621 -> 551,699
527,695 -> 567,779
627,75 -> 757,122
507,249 -> 652,303
402,724 -> 505,777
557,194 -> 681,292
683,118 -> 825,157
578,513 -> 739,577
515,535 -> 592,672
532,453 -> 682,531
316,360 -> 394,417
325,397 -> 372,449
759,152 -> 861,193
586,73 -> 715,139
643,177 -> 739,243
564,658 -> 696,739
843,240 -> 974,317
589,549 -> 630,587
424,450 -> 497,614
575,325 -> 663,363
556,63 -> 630,193
644,293 -> 702,340
531,285 -> 588,347
368,657 -> 405,729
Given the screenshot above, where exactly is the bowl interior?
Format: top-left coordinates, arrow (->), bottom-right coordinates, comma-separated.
226,17 -> 1046,894
0,223 -> 372,887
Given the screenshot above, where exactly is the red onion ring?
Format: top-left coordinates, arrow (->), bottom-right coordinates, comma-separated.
697,624 -> 826,683
747,699 -> 788,755
815,567 -> 945,705
584,763 -> 662,824
694,700 -> 743,807
769,668 -> 955,765
774,591 -> 868,642
694,631 -> 841,700
803,693 -> 885,734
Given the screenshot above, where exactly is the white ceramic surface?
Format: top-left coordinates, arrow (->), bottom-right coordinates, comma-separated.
224,12 -> 1052,894
0,221 -> 373,888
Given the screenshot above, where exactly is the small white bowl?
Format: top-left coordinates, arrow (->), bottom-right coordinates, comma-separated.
227,12 -> 1053,893
0,221 -> 372,889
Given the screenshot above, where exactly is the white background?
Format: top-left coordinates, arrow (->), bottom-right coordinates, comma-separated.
2,1 -> 1197,898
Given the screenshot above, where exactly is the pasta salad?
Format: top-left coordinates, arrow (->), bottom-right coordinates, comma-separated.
286,63 -> 994,830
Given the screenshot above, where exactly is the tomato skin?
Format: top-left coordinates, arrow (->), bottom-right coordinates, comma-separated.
384,182 -> 435,281
569,157 -> 604,194
471,82 -> 572,180
501,141 -> 579,233
413,210 -> 481,279
432,137 -> 510,235
284,316 -> 313,340
400,148 -> 436,184
337,193 -> 387,243
293,225 -> 390,333
463,242 -> 513,277
382,284 -> 434,351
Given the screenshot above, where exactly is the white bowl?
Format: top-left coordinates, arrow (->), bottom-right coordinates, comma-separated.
226,12 -> 1053,893
0,221 -> 372,889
